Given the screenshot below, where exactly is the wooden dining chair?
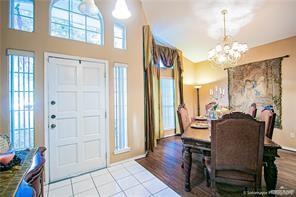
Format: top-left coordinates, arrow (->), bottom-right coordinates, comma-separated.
15,180 -> 36,197
249,103 -> 257,118
24,147 -> 46,197
205,112 -> 265,194
260,109 -> 276,139
177,104 -> 192,134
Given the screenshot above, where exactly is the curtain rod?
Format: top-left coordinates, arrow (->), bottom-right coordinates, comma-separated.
225,55 -> 290,70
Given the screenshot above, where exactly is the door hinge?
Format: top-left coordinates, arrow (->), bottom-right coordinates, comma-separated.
104,72 -> 106,78
105,112 -> 107,118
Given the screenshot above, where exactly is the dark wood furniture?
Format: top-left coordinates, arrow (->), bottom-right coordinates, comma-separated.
0,147 -> 46,197
204,112 -> 265,194
260,109 -> 276,139
177,104 -> 192,134
249,103 -> 257,118
24,147 -> 46,197
181,125 -> 281,193
15,180 -> 36,197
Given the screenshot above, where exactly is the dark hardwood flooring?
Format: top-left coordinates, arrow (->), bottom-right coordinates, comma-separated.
136,136 -> 296,196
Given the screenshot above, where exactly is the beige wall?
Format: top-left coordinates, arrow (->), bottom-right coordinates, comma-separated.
184,36 -> 296,150
0,0 -> 147,163
182,57 -> 197,117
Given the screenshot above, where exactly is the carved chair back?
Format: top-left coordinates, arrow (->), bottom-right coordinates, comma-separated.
260,110 -> 276,139
177,104 -> 191,134
249,103 -> 257,118
211,112 -> 265,191
24,147 -> 46,197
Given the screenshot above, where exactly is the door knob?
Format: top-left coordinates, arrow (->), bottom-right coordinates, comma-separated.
51,101 -> 56,105
51,115 -> 56,119
51,124 -> 56,129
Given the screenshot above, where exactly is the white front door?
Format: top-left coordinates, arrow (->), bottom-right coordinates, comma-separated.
47,56 -> 107,182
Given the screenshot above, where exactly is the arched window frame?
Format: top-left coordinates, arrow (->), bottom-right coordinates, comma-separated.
49,0 -> 104,46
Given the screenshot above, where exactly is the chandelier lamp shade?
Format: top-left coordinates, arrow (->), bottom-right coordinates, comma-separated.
208,10 -> 248,69
79,0 -> 99,16
112,0 -> 131,19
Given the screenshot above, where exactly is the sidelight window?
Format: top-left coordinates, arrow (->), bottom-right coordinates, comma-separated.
114,63 -> 130,154
8,49 -> 35,150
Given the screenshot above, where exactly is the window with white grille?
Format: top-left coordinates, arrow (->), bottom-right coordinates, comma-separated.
9,0 -> 34,32
50,0 -> 104,45
114,23 -> 126,49
114,63 -> 130,154
8,50 -> 35,150
161,78 -> 175,130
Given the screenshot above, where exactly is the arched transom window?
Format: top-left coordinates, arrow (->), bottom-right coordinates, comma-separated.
50,0 -> 104,45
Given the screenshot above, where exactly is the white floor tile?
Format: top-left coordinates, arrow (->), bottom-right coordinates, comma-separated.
72,178 -> 95,194
112,192 -> 126,197
97,181 -> 122,197
92,172 -> 115,187
49,179 -> 71,190
121,160 -> 139,168
117,176 -> 140,190
74,188 -> 99,197
71,173 -> 92,183
124,184 -> 151,197
108,164 -> 124,172
91,168 -> 109,177
133,170 -> 155,183
142,178 -> 167,194
125,164 -> 145,174
48,184 -> 73,197
110,168 -> 131,180
153,188 -> 180,197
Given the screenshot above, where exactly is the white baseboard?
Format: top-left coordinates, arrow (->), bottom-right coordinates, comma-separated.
109,152 -> 147,167
282,146 -> 296,152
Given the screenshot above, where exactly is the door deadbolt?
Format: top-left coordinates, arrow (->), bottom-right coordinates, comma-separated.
50,124 -> 56,129
51,115 -> 56,119
51,101 -> 56,105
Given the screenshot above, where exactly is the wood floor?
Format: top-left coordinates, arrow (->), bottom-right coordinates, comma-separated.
136,136 -> 296,197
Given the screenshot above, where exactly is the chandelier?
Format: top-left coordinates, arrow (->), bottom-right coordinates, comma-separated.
208,10 -> 248,69
112,0 -> 131,19
79,0 -> 99,16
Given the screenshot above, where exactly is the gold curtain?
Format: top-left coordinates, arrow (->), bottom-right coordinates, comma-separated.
143,25 -> 184,152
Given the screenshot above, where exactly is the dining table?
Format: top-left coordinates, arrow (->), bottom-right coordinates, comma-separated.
181,126 -> 282,192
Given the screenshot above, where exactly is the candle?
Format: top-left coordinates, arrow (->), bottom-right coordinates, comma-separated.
210,89 -> 213,95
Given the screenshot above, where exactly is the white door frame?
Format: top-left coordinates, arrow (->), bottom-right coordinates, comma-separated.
44,52 -> 110,184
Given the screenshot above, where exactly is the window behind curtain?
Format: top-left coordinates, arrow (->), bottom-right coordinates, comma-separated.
8,50 -> 35,150
161,78 -> 175,131
50,0 -> 104,45
114,64 -> 129,153
9,0 -> 34,32
114,23 -> 126,49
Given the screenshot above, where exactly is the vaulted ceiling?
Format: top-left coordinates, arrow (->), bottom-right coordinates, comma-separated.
141,0 -> 296,62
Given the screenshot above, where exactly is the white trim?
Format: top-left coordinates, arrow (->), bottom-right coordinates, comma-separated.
114,147 -> 131,155
43,52 -> 109,184
109,153 -> 147,167
282,146 -> 296,152
6,49 -> 34,57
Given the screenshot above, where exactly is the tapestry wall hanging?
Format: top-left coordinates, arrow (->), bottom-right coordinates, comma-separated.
228,56 -> 287,128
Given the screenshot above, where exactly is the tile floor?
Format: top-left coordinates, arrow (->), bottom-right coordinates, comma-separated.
45,160 -> 180,197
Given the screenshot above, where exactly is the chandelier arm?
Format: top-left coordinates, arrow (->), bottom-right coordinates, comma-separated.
223,11 -> 226,39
